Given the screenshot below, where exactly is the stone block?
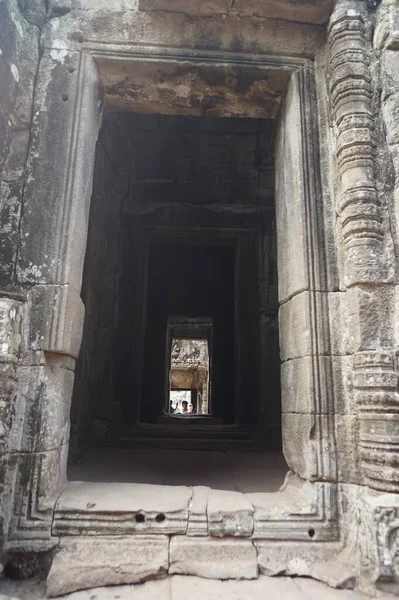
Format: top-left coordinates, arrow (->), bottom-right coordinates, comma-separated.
0,0 -> 39,129
8,365 -> 74,452
2,130 -> 30,182
275,75 -> 309,304
247,475 -> 338,541
339,483 -> 399,593
17,50 -> 101,290
0,179 -> 23,284
234,0 -> 334,24
344,286 -> 394,353
207,489 -> 254,537
382,93 -> 399,147
374,1 -> 399,51
0,59 -> 18,117
255,541 -> 356,588
335,414 -> 361,485
42,11 -> 324,61
381,50 -> 399,102
281,356 -> 330,414
169,536 -> 257,580
327,292 -> 350,356
27,284 -> 85,358
282,413 -> 336,481
0,297 -> 22,362
187,485 -> 210,536
279,292 -> 330,361
281,354 -> 352,416
5,444 -> 68,550
46,535 -> 169,596
53,481 -> 191,535
138,0 -> 231,15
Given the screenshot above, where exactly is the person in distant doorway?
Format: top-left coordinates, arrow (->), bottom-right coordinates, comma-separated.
170,401 -> 176,414
188,403 -> 195,414
182,400 -> 188,413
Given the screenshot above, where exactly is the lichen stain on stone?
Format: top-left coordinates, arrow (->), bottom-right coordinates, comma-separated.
10,11 -> 24,38
10,64 -> 19,83
104,63 -> 283,117
50,48 -> 69,64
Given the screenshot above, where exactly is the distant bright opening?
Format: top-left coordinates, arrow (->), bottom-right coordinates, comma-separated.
168,338 -> 210,415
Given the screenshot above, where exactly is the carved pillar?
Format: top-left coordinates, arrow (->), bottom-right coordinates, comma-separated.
329,0 -> 398,492
329,0 -> 386,286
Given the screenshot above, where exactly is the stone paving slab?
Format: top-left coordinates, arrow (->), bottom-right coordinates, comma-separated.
0,575 -> 396,599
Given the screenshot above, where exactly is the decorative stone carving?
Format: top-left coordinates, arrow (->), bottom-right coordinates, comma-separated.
329,0 -> 399,495
328,0 -> 392,287
356,351 -> 399,491
376,506 -> 399,583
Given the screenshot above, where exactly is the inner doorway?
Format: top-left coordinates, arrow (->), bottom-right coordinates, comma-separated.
166,317 -> 212,417
68,111 -> 284,487
141,242 -> 235,424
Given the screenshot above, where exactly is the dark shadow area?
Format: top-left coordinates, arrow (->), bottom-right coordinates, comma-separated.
142,243 -> 235,423
69,112 -> 282,469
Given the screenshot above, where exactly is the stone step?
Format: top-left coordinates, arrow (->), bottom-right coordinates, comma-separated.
122,430 -> 251,440
118,436 -> 259,451
124,424 -> 251,438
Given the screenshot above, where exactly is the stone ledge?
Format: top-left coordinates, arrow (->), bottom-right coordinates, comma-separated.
53,482 -> 192,536
52,480 -> 339,542
46,535 -> 169,597
169,536 -> 258,580
255,542 -> 356,589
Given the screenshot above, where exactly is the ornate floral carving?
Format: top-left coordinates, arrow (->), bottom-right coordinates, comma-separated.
329,1 -> 398,494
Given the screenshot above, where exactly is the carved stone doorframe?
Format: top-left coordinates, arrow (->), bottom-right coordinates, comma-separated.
3,47 -> 338,551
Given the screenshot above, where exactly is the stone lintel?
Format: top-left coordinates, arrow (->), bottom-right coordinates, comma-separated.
137,0 -> 334,25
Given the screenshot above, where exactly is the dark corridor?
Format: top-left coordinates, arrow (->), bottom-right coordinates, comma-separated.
69,112 -> 282,461
142,243 -> 235,423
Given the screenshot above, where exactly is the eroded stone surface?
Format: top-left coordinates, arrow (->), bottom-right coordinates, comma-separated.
2,0 -> 399,595
169,537 -> 258,580
53,482 -> 192,535
207,489 -> 254,537
46,536 -> 169,596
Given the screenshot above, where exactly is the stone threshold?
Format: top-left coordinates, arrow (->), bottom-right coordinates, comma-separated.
52,472 -> 338,541
46,473 -> 352,596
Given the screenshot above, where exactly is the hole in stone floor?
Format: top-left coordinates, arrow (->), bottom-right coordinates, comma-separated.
156,513 -> 166,523
135,513 -> 145,523
308,528 -> 315,538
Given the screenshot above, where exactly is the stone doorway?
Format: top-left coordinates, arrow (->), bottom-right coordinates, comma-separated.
166,317 -> 212,416
4,43 -> 341,587
67,110 -> 284,486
